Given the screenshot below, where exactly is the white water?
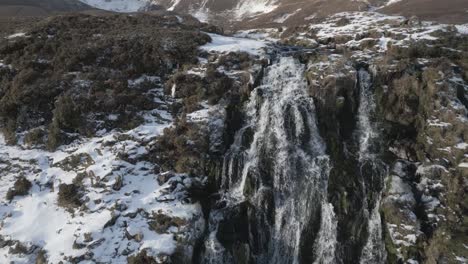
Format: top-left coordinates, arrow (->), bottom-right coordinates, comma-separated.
356,69 -> 377,161
356,68 -> 387,263
360,196 -> 386,263
313,202 -> 338,264
203,57 -> 337,263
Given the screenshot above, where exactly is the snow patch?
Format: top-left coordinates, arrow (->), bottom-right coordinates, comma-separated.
200,33 -> 267,56
234,0 -> 279,20
455,24 -> 468,35
274,9 -> 301,23
6,32 -> 26,39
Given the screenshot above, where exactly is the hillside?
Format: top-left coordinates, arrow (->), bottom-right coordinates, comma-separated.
0,0 -> 93,16
76,0 -> 468,27
0,1 -> 467,264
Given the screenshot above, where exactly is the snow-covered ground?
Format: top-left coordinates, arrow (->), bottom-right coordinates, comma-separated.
309,12 -> 453,45
200,33 -> 269,56
0,79 -> 205,263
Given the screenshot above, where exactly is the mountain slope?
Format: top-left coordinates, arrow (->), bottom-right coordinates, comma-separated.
379,0 -> 468,24
77,0 -> 468,27
78,0 -> 150,12
0,0 -> 93,16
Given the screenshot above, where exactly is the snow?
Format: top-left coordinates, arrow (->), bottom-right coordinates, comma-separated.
187,103 -> 215,122
307,11 -> 451,50
0,79 -> 205,262
79,0 -> 149,12
6,32 -> 26,39
2,193 -> 111,263
234,28 -> 280,41
416,164 -> 448,176
171,83 -> 177,98
385,0 -> 403,6
304,13 -> 317,20
378,36 -> 391,51
455,142 -> 468,149
388,176 -> 412,194
455,24 -> 468,35
168,0 -> 182,11
427,118 -> 452,127
200,33 -> 268,56
234,0 -> 279,20
191,8 -> 210,23
128,75 -> 161,88
107,114 -> 119,121
459,163 -> 468,168
274,9 -> 301,23
309,12 -> 405,39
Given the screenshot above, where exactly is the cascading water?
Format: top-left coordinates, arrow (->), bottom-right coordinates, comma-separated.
200,56 -> 337,264
356,68 -> 387,263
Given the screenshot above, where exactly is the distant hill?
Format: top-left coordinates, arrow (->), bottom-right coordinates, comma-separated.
0,0 -> 94,17
76,0 -> 468,27
379,0 -> 468,24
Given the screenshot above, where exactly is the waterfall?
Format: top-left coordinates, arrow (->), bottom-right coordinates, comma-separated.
201,57 -> 337,263
356,68 -> 387,263
360,195 -> 386,263
356,68 -> 377,162
313,202 -> 338,264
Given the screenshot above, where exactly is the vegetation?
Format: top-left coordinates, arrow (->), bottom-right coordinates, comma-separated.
6,176 -> 32,201
57,183 -> 82,209
0,13 -> 214,149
